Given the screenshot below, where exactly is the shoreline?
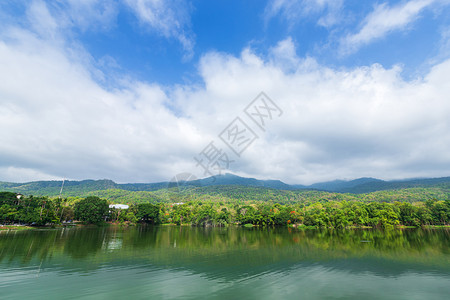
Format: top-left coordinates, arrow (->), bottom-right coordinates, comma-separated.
1,223 -> 449,231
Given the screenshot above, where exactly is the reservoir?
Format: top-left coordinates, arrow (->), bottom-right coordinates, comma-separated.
1,226 -> 449,299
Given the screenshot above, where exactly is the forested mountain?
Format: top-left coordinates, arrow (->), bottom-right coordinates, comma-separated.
1,176 -> 449,228
1,174 -> 450,198
191,173 -> 294,190
0,179 -> 117,197
337,177 -> 450,193
308,178 -> 383,192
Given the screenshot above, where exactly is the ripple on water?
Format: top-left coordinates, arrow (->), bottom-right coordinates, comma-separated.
0,266 -> 41,287
0,227 -> 449,299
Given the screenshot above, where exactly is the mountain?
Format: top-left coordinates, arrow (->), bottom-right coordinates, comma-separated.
0,179 -> 118,197
308,178 -> 385,193
1,174 -> 450,197
119,182 -> 173,192
192,173 -> 294,190
338,176 -> 450,193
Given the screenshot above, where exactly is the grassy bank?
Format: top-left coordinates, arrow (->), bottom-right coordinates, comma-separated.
0,225 -> 34,231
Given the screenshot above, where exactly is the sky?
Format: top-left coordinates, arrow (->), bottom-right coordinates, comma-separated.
1,0 -> 450,184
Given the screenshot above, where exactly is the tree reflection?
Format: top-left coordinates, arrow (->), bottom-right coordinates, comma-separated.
0,227 -> 449,276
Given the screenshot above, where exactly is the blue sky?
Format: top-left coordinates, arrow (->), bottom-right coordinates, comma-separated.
5,0 -> 448,84
90,0 -> 448,82
1,0 -> 450,184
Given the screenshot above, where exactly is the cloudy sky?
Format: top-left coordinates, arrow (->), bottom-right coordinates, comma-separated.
1,0 -> 450,184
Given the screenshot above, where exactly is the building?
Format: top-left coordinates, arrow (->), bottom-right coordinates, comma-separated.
109,204 -> 129,210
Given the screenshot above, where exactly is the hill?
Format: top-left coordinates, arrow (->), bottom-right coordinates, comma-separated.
337,177 -> 450,193
1,174 -> 450,202
0,179 -> 117,197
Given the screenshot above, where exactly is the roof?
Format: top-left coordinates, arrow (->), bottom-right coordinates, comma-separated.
109,204 -> 129,209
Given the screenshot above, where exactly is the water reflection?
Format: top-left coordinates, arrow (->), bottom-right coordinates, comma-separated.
1,227 -> 449,273
0,226 -> 449,299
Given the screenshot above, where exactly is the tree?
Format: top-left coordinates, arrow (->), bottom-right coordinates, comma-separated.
135,203 -> 160,224
0,204 -> 18,224
192,204 -> 217,226
0,192 -> 18,206
123,211 -> 138,223
237,205 -> 257,225
74,196 -> 109,224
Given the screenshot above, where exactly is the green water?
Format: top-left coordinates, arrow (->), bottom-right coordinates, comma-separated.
0,226 -> 449,299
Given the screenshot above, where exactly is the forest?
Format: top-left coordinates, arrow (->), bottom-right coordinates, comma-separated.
1,188 -> 449,228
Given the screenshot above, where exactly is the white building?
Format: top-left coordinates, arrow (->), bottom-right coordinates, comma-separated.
109,204 -> 129,210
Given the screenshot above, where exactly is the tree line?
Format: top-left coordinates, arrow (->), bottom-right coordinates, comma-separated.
1,191 -> 449,228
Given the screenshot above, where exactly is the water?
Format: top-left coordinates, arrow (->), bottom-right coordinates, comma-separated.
0,226 -> 449,299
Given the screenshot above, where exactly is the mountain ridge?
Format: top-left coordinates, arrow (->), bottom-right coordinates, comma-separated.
1,174 -> 450,196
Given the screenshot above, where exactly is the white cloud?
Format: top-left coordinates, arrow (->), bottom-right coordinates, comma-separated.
268,37 -> 300,72
14,0 -> 193,58
124,0 -> 195,59
1,3 -> 450,186
340,0 -> 435,55
63,0 -> 118,32
0,167 -> 56,183
265,0 -> 344,28
24,0 -> 118,39
26,0 -> 60,40
0,24 -> 199,183
429,26 -> 450,64
171,40 -> 450,184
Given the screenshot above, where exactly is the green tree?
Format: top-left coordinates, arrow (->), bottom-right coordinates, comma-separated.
192,204 -> 217,226
0,204 -> 18,224
74,196 -> 109,224
135,203 -> 160,224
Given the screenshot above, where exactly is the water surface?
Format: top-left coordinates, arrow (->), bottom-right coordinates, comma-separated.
1,226 -> 449,299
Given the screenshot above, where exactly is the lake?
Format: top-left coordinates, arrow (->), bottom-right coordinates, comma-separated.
0,226 -> 449,299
